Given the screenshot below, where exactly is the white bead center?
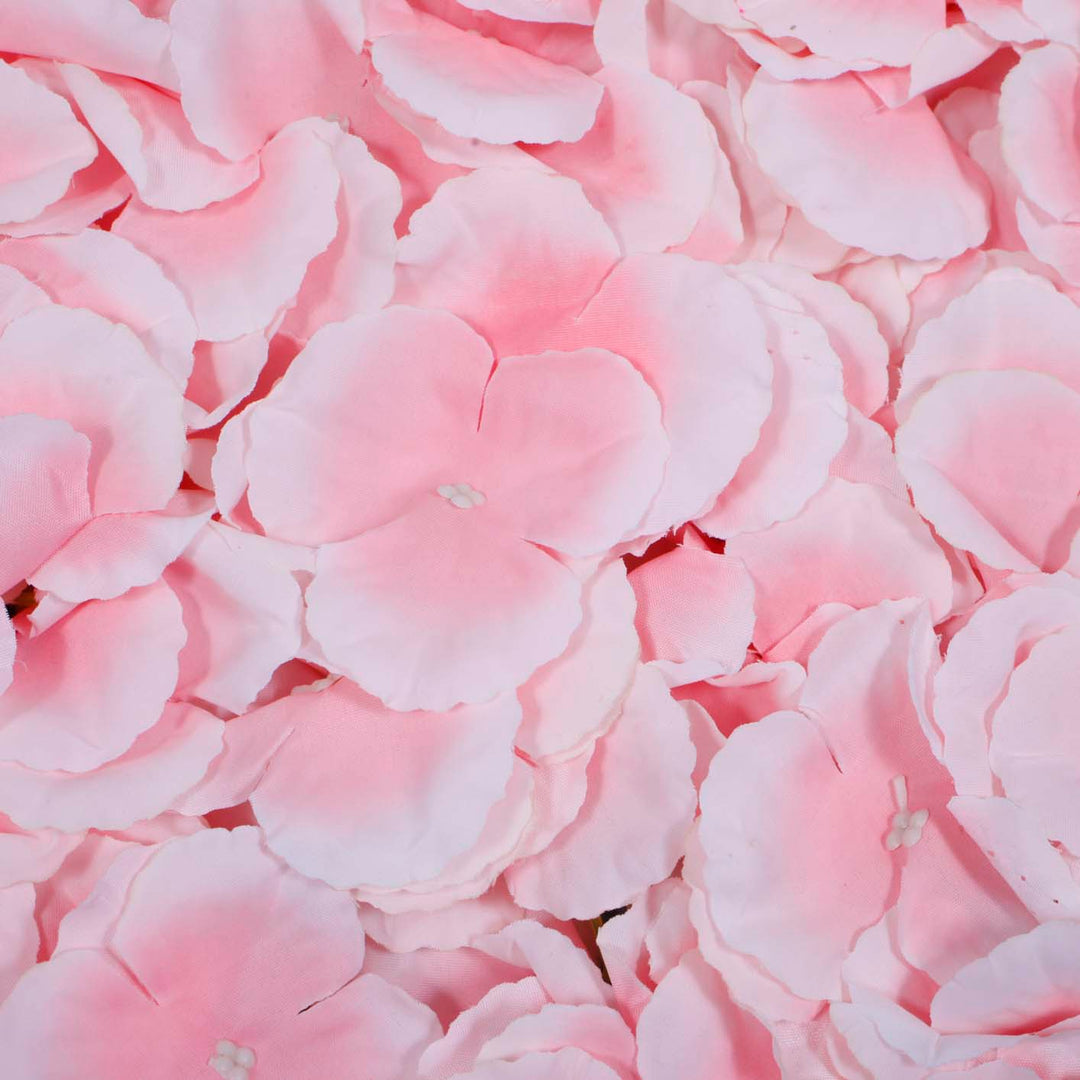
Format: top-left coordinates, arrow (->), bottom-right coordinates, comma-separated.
209,1039 -> 255,1080
437,482 -> 486,509
885,774 -> 928,850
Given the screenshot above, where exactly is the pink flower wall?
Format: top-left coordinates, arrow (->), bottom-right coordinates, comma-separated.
1,0 -> 1080,1077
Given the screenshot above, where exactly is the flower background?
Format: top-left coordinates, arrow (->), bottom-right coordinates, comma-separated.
2,0 -> 1080,1077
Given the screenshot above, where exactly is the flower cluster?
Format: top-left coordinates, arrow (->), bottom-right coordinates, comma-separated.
2,0 -> 1080,1077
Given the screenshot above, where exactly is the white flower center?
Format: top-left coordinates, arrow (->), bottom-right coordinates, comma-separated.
209,1039 -> 256,1080
437,482 -> 486,509
885,774 -> 928,850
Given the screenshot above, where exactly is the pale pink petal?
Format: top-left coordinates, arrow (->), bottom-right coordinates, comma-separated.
59,64 -> 260,211
932,922 -> 1080,1035
457,0 -> 595,24
261,974 -> 440,1079
418,977 -> 552,1080
950,795 -> 1080,921
279,129 -> 401,344
726,478 -> 953,652
395,169 -> 619,358
113,119 -> 340,340
371,22 -> 602,146
31,491 -> 213,603
0,229 -> 198,387
506,666 -> 696,919
477,1003 -> 636,1073
516,559 -> 639,762
828,409 -> 908,500
0,884 -> 37,1002
739,262 -> 890,417
0,305 -> 185,514
0,414 -> 91,594
164,522 -> 303,715
987,627 -> 1080,854
697,269 -> 847,536
738,0 -> 941,67
169,693 -> 298,816
184,333 -> 269,430
898,268 -> 1080,422
675,659 -> 805,737
358,883 -> 524,953
699,710 -> 893,1000
566,255 -> 773,535
249,679 -> 520,889
743,71 -> 989,259
897,370 -> 1080,572
907,23 -> 1000,101
0,948 -> 183,1077
453,1048 -> 623,1079
0,60 -> 97,224
531,66 -> 715,253
476,348 -> 668,556
307,500 -> 582,711
0,265 -> 49,330
960,0 -> 1043,42
169,0 -> 366,160
111,826 -> 365,1028
245,306 -> 491,545
0,0 -> 175,88
1023,0 -> 1080,44
0,702 -> 223,832
630,546 -> 754,682
0,582 -> 185,772
636,950 -> 780,1080
0,614 -> 12,700
934,579 -> 1080,797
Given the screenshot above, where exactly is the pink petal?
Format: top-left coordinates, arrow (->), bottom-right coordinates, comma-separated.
249,679 -> 520,889
726,478 -> 953,652
59,64 -> 260,212
743,71 -> 989,259
897,370 -> 1080,572
0,305 -> 185,515
111,826 -> 365,1030
700,710 -> 893,1000
396,169 -> 619,357
630,545 -> 754,682
245,306 -> 491,545
452,1048 -> 624,1079
371,22 -> 602,146
697,269 -> 847,536
476,1003 -> 636,1073
262,974 -> 440,1079
113,118 -> 340,340
164,522 -> 303,715
0,0 -> 176,88
31,490 -> 213,604
506,666 -> 696,918
0,229 -> 198,388
565,255 -> 773,535
739,0 -> 941,67
636,951 -> 780,1080
0,582 -> 185,773
279,128 -> 401,344
516,559 -> 639,762
307,499 -> 582,711
0,702 -> 223,833
531,66 -> 715,252
0,948 -> 183,1077
184,333 -> 270,430
168,0 -> 366,160
477,348 -> 668,556
932,922 -> 1080,1035
898,268 -> 1080,423
0,414 -> 91,594
676,660 -> 805,738
0,59 -> 97,224
988,627 -> 1080,853
0,884 -> 37,1002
